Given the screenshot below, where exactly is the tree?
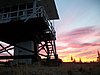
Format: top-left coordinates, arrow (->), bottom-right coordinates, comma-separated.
79,58 -> 82,63
97,50 -> 100,62
73,58 -> 76,63
71,56 -> 73,62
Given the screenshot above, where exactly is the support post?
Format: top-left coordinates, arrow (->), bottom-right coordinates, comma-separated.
33,40 -> 38,62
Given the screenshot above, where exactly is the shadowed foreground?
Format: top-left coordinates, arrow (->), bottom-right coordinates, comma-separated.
0,62 -> 100,75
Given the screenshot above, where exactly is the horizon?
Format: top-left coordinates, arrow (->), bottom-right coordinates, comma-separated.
55,0 -> 100,62
0,0 -> 100,63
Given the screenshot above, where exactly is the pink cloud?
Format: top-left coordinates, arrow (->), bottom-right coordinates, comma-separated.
95,31 -> 100,36
68,42 -> 100,48
67,26 -> 95,36
68,43 -> 83,48
75,51 -> 94,57
56,26 -> 100,62
57,26 -> 96,43
57,26 -> 100,47
81,43 -> 100,46
56,46 -> 68,50
0,53 -> 9,56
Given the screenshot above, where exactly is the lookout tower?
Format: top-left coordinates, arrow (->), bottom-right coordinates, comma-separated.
0,0 -> 59,64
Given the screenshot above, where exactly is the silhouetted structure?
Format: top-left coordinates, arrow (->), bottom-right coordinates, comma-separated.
0,0 -> 59,65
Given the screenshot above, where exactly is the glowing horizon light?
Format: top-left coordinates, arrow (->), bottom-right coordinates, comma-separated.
62,56 -> 97,62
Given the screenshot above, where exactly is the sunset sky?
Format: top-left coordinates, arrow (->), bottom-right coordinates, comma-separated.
0,0 -> 100,63
55,0 -> 100,62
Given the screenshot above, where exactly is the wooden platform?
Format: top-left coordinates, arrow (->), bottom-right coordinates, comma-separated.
0,17 -> 53,44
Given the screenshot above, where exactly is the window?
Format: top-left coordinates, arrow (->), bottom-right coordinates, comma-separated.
0,15 -> 2,19
11,5 -> 18,11
19,4 -> 26,10
11,12 -> 17,17
3,14 -> 7,18
27,3 -> 33,9
4,7 -> 10,13
19,11 -> 24,16
0,8 -> 3,14
27,9 -> 33,15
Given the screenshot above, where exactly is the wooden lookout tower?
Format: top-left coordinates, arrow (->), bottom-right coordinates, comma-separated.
0,0 -> 59,64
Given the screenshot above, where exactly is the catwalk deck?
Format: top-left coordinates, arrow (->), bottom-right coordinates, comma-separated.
0,17 -> 54,44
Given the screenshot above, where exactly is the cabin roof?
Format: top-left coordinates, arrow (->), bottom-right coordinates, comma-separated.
0,0 -> 59,20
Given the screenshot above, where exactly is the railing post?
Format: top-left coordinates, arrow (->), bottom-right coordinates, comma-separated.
33,0 -> 37,17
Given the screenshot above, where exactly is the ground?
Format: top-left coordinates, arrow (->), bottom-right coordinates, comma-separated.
0,62 -> 100,75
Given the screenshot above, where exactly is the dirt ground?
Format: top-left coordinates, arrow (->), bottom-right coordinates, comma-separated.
0,62 -> 100,75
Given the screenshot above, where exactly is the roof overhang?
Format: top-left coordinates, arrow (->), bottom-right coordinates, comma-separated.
38,0 -> 59,20
0,0 -> 59,20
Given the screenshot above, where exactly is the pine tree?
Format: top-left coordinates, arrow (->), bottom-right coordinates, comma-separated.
97,50 -> 100,62
73,58 -> 76,63
71,56 -> 73,62
79,58 -> 82,63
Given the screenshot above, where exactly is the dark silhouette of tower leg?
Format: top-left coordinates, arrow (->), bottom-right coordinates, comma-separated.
34,40 -> 38,62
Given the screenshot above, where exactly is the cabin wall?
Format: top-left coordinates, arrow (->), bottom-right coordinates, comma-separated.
14,41 -> 34,64
0,0 -> 34,8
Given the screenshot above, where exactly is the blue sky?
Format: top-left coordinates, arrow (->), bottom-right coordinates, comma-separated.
54,0 -> 100,62
55,0 -> 100,34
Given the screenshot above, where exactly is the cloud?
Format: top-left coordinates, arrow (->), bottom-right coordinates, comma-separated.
57,46 -> 67,50
57,26 -> 96,43
0,41 -> 14,56
68,42 -> 100,48
67,26 -> 95,36
96,32 -> 100,36
75,51 -> 94,57
81,43 -> 100,46
0,53 -> 9,56
57,26 -> 100,47
68,43 -> 83,48
56,26 -> 100,62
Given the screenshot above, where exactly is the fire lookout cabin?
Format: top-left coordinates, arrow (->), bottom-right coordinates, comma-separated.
0,0 -> 59,64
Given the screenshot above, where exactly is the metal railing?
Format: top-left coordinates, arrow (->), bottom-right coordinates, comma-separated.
0,6 -> 56,37
0,7 -> 37,23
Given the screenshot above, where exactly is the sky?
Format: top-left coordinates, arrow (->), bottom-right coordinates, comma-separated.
0,0 -> 100,63
54,0 -> 100,62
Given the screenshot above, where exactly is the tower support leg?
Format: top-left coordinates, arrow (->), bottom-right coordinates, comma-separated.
39,39 -> 58,60
33,40 -> 39,62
